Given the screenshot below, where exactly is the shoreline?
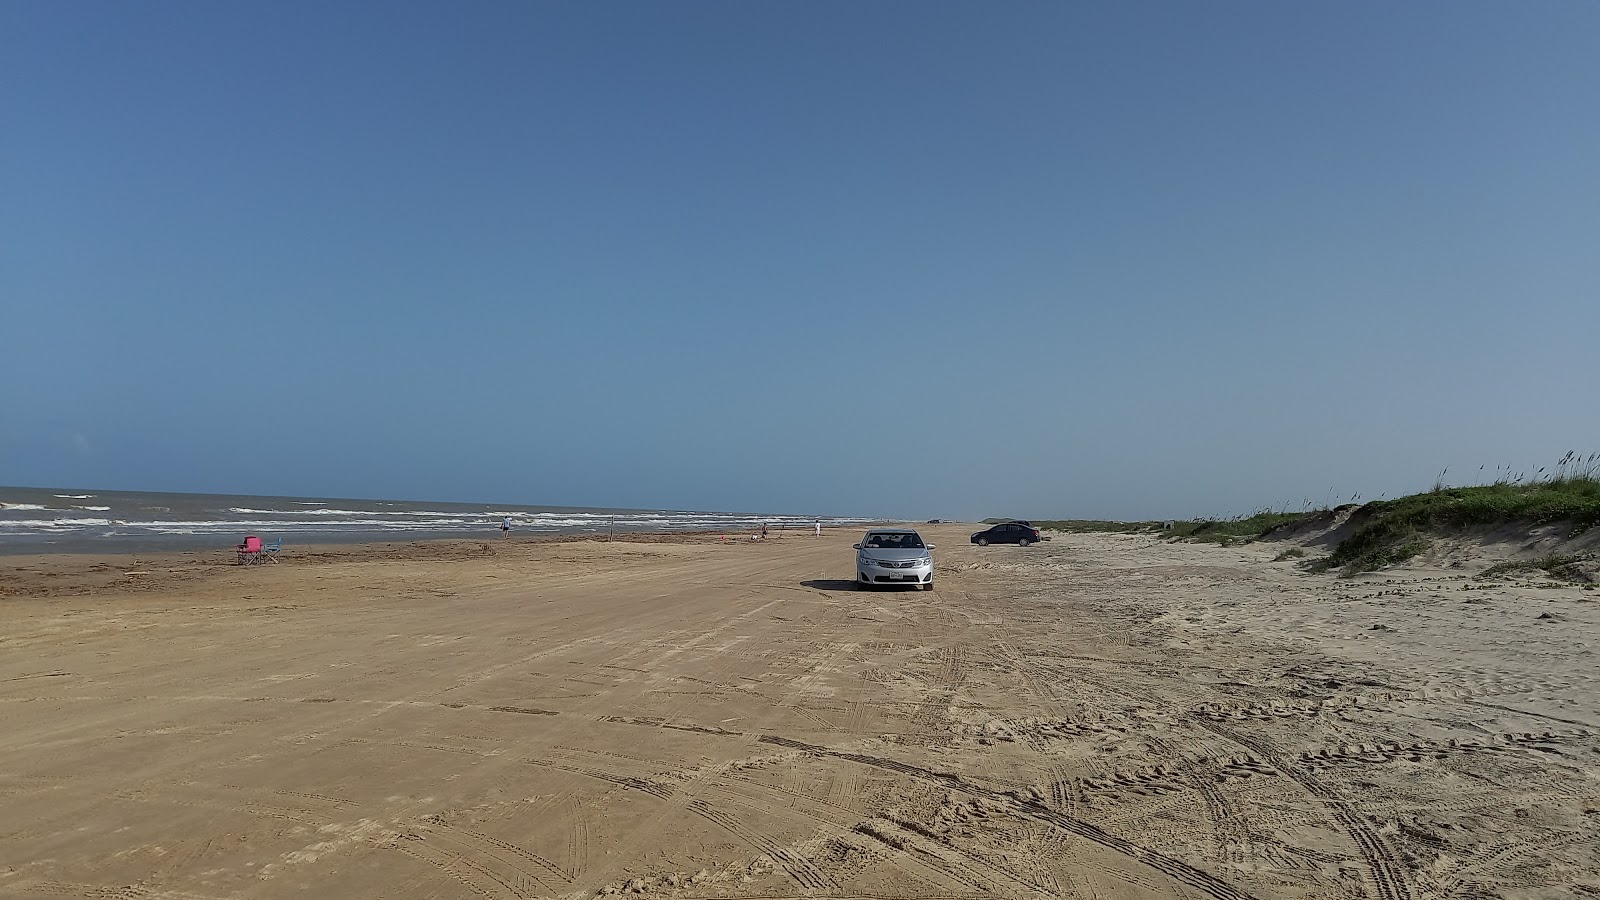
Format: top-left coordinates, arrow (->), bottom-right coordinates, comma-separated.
0,484 -> 883,555
0,518 -> 886,559
0,524 -> 879,601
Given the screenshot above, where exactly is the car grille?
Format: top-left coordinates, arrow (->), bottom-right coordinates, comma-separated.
874,560 -> 922,568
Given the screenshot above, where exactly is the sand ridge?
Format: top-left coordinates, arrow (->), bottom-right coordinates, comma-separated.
1,525 -> 1596,899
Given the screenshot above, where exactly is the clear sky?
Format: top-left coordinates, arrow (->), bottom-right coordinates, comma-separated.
4,2 -> 1598,520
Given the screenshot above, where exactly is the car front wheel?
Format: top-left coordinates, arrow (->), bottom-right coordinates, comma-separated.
976,537 -> 989,546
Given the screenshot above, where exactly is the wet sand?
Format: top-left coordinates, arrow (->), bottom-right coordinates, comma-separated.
2,525 -> 1596,899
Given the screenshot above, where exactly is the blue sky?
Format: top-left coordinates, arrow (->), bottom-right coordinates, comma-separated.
4,2 -> 1598,520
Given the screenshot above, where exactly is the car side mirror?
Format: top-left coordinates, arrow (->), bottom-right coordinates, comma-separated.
852,543 -> 861,549
927,543 -> 936,549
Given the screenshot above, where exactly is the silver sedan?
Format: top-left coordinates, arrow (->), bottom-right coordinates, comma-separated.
854,528 -> 935,590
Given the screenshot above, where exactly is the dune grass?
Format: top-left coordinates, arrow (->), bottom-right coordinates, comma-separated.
1167,512 -> 1308,544
1024,511 -> 1308,544
1477,553 -> 1595,583
1326,476 -> 1600,572
1028,453 -> 1600,575
1028,519 -> 1164,534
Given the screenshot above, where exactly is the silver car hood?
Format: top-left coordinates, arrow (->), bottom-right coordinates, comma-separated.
859,548 -> 929,560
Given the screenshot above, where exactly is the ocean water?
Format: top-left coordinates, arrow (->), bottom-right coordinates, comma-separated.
0,486 -> 878,554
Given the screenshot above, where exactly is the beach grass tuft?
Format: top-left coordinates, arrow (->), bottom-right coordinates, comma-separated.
1477,553 -> 1595,583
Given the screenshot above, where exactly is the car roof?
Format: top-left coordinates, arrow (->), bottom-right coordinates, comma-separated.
865,528 -> 920,534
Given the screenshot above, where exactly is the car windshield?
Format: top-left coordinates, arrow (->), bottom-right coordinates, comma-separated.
862,533 -> 925,550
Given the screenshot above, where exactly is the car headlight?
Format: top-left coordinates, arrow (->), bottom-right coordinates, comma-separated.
919,556 -> 932,566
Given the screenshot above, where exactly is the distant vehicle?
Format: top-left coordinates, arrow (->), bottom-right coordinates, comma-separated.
854,528 -> 935,591
926,519 -> 943,524
970,522 -> 1041,547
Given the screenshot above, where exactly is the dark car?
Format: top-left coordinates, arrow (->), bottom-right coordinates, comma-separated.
970,522 -> 1041,547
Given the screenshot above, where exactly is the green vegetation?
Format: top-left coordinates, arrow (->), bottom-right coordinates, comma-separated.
1478,553 -> 1595,583
1166,511 -> 1308,544
1024,452 -> 1600,576
1027,520 -> 1163,534
1325,463 -> 1600,573
1018,511 -> 1306,542
1274,547 -> 1306,561
1316,535 -> 1432,574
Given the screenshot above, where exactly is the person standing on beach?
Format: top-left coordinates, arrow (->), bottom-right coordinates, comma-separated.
814,519 -> 822,537
761,523 -> 769,541
500,516 -> 512,538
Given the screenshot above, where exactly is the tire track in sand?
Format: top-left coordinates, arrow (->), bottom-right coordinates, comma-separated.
386,830 -> 538,899
758,735 -> 1261,900
686,798 -> 839,892
1195,721 -> 1411,900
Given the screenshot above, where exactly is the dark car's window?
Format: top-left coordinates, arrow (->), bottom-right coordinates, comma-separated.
865,533 -> 925,549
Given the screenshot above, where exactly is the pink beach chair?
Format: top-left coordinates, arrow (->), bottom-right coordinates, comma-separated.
236,535 -> 264,565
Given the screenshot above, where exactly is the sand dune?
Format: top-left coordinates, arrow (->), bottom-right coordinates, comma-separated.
1,525 -> 1595,899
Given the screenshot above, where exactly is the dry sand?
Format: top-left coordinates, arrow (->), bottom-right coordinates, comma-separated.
2,525 -> 1596,899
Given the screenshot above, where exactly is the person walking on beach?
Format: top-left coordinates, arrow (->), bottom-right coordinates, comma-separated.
500,516 -> 512,538
814,519 -> 822,537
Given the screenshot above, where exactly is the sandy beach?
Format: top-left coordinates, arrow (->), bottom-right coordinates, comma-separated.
2,524 -> 1595,899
